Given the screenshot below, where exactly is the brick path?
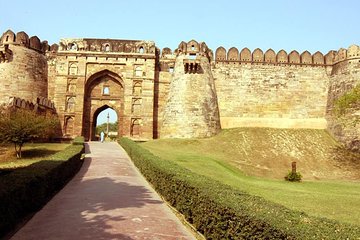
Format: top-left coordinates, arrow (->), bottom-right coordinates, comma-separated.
11,142 -> 195,240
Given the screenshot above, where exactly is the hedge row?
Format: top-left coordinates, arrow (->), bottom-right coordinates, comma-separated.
119,138 -> 360,239
0,139 -> 85,237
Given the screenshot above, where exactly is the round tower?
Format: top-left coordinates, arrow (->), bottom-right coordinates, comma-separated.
0,29 -> 48,105
161,40 -> 221,138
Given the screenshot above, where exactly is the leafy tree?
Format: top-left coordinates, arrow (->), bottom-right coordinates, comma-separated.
0,109 -> 58,158
96,121 -> 118,135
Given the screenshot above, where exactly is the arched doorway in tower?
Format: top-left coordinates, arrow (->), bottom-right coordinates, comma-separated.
82,70 -> 124,141
93,106 -> 119,141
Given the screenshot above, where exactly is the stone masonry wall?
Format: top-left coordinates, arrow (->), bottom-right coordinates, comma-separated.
49,38 -> 156,140
161,54 -> 221,138
326,45 -> 360,150
0,45 -> 48,104
212,63 -> 331,129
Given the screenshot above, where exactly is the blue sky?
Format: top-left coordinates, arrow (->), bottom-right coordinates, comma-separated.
1,0 -> 360,124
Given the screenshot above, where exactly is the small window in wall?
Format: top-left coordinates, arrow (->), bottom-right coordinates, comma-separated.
70,43 -> 77,50
191,45 -> 195,51
139,47 -> 144,54
65,117 -> 74,136
69,63 -> 78,75
66,97 -> 75,112
169,67 -> 174,73
188,54 -> 196,60
105,44 -> 110,52
6,36 -> 9,42
131,119 -> 140,137
135,66 -> 142,77
103,86 -> 110,95
133,82 -> 142,95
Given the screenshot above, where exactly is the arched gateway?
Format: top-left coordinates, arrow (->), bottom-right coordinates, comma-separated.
83,70 -> 124,141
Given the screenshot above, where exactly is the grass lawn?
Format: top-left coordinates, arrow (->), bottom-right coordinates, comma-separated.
0,143 -> 70,170
141,128 -> 360,226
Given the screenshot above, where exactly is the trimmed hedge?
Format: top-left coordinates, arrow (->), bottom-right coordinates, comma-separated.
0,140 -> 84,237
119,138 -> 360,239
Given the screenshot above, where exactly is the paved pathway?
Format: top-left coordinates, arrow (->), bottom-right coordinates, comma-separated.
11,142 -> 195,240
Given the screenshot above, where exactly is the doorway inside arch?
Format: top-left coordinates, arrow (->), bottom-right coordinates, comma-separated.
93,106 -> 118,141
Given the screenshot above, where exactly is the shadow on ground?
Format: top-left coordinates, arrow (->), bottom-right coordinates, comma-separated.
9,144 -> 163,240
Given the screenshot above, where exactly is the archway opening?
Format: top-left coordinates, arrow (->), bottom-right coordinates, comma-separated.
82,69 -> 124,141
93,106 -> 118,141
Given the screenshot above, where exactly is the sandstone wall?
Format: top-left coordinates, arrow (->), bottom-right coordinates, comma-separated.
0,45 -> 48,104
212,63 -> 331,129
49,38 -> 156,140
161,54 -> 221,138
326,45 -> 360,150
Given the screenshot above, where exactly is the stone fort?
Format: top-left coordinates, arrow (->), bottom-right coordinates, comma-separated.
0,29 -> 359,148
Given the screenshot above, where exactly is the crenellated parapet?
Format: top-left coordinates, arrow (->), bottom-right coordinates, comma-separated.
214,46 -> 335,66
0,29 -> 53,55
332,44 -> 360,64
58,38 -> 156,54
2,96 -> 56,114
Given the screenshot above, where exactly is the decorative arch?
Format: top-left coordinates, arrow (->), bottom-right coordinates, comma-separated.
300,51 -> 312,64
264,49 -> 276,63
69,63 -> 78,75
64,116 -> 74,136
162,47 -> 172,55
312,51 -> 324,65
252,48 -> 264,62
337,48 -> 347,61
277,50 -> 288,63
1,30 -> 15,44
215,47 -> 226,61
187,40 -> 199,53
131,118 -> 141,137
325,51 -> 336,64
66,97 -> 75,112
85,69 -> 124,90
288,50 -> 300,64
83,69 -> 124,141
90,105 -> 120,140
29,36 -> 41,51
16,31 -> 29,46
348,45 -> 360,57
227,47 -> 239,61
240,48 -> 252,61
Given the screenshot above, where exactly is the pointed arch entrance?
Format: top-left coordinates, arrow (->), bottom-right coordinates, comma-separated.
92,105 -> 119,140
83,70 -> 124,141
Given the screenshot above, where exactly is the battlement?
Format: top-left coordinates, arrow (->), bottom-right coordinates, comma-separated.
2,96 -> 55,112
214,46 -> 335,66
332,44 -> 360,64
0,29 -> 53,54
58,38 -> 156,55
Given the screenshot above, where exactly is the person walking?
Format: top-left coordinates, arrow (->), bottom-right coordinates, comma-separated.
100,131 -> 105,143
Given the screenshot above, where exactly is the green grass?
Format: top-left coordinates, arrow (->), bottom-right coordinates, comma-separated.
0,143 -> 70,169
141,128 -> 360,226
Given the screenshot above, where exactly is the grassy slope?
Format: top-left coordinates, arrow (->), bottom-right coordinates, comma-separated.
141,128 -> 360,225
0,143 -> 70,169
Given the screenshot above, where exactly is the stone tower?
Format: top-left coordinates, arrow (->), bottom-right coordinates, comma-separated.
0,30 -> 49,105
161,40 -> 221,138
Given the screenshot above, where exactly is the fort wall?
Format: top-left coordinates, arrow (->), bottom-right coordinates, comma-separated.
161,41 -> 221,138
49,38 -> 156,140
1,28 -> 359,149
0,30 -> 48,104
326,45 -> 360,149
212,62 -> 330,129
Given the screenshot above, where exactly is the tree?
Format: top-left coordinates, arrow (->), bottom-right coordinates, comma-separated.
0,109 -> 58,158
96,121 -> 118,135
